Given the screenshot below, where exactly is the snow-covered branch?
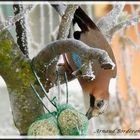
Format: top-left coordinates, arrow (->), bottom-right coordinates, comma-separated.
57,5 -> 78,39
42,5 -> 79,91
97,3 -> 125,33
0,5 -> 34,32
108,16 -> 140,41
32,39 -> 115,81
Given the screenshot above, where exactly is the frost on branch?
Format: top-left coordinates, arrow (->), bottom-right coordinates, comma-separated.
13,4 -> 29,58
97,3 -> 125,34
0,5 -> 34,32
72,62 -> 95,81
57,5 -> 79,39
108,16 -> 140,41
96,3 -> 140,44
42,5 -> 79,92
32,39 -> 115,91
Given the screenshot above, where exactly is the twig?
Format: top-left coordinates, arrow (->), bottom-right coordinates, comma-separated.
97,3 -> 125,33
120,36 -> 137,48
0,5 -> 34,32
72,62 -> 95,81
13,4 -> 29,58
108,16 -> 140,41
131,5 -> 140,45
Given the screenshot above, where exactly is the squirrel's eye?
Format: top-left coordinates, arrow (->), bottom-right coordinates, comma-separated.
96,100 -> 104,108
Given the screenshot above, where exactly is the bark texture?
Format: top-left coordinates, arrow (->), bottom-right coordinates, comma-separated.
0,30 -> 44,134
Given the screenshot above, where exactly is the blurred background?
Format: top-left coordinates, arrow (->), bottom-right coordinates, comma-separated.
0,2 -> 140,137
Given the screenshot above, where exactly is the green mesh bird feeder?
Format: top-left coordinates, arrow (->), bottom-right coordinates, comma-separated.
57,103 -> 89,135
27,63 -> 89,136
27,112 -> 60,136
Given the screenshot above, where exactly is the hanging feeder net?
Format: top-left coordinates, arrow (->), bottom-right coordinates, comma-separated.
27,53 -> 89,136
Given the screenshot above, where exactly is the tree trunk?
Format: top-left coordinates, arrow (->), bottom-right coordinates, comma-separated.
0,30 -> 44,135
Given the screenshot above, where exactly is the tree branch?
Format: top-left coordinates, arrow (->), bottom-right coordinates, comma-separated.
32,39 -> 115,91
43,5 -> 79,92
108,16 -> 140,41
13,4 -> 29,58
57,5 -> 78,39
97,3 -> 125,33
0,5 -> 33,32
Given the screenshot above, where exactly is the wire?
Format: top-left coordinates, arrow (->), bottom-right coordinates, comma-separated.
30,84 -> 51,113
30,60 -> 58,110
56,67 -> 61,104
64,72 -> 69,104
